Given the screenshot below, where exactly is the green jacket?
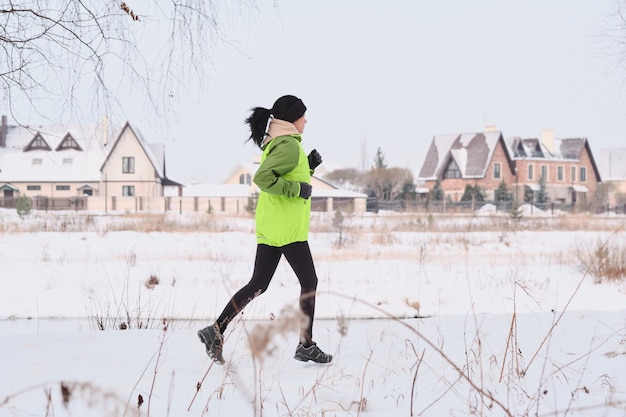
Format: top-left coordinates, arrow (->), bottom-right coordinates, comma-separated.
253,125 -> 312,247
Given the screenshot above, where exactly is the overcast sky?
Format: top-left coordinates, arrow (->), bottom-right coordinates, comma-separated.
7,1 -> 626,183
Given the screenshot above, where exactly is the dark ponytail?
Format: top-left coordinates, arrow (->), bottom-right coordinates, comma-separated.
245,107 -> 272,148
245,95 -> 307,148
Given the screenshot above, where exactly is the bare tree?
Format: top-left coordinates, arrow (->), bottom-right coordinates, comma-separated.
0,1 -> 261,124
361,166 -> 413,201
606,2 -> 626,79
323,167 -> 361,191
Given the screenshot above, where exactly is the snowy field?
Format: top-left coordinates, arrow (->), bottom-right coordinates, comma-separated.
1,207 -> 625,417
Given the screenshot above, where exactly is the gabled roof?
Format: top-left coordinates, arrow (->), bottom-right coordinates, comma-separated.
418,131 -> 509,180
0,120 -> 174,184
505,136 -> 601,181
508,137 -> 545,158
99,122 -> 164,178
558,138 -> 587,160
0,183 -> 19,191
506,136 -> 587,161
0,123 -> 109,182
55,133 -> 83,151
23,133 -> 52,151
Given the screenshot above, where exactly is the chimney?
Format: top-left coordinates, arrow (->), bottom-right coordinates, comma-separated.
485,124 -> 497,132
0,115 -> 7,147
541,128 -> 555,155
541,129 -> 554,155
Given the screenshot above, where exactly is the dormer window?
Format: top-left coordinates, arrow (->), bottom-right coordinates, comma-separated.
56,133 -> 83,151
24,133 -> 52,151
442,158 -> 461,179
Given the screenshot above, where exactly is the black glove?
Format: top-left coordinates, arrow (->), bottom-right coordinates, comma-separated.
299,182 -> 312,199
307,149 -> 322,170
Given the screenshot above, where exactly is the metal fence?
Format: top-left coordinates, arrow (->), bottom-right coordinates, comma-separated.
2,195 -> 625,215
0,196 -> 87,210
366,198 -> 626,215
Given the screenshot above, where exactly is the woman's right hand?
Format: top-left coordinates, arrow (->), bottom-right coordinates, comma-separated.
299,182 -> 312,199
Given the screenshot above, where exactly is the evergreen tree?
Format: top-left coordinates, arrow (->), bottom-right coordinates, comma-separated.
536,174 -> 548,204
461,184 -> 485,202
373,147 -> 387,169
494,180 -> 512,202
431,179 -> 444,201
509,200 -> 523,221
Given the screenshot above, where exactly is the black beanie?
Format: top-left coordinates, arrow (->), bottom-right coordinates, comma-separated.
271,95 -> 307,123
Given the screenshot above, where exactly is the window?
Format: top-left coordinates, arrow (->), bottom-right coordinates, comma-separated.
571,166 -> 576,182
122,186 -> 135,197
557,166 -> 564,181
122,157 -> 135,173
528,164 -> 534,181
62,158 -> 73,166
580,167 -> 587,182
540,165 -> 548,181
56,185 -> 70,191
27,185 -> 41,191
493,163 -> 501,180
32,158 -> 43,165
443,159 -> 461,179
239,173 -> 252,185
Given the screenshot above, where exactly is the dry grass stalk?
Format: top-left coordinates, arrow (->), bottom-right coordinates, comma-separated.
247,306 -> 301,361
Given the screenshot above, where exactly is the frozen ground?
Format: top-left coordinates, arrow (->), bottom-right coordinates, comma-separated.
0,209 -> 625,416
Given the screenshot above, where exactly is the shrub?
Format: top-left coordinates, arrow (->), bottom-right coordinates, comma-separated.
16,196 -> 32,219
575,238 -> 626,283
509,200 -> 522,221
246,191 -> 259,214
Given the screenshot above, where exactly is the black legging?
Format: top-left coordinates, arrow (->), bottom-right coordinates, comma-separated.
215,241 -> 318,345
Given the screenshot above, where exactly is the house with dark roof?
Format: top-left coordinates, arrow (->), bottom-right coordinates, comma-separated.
417,130 -> 515,202
417,128 -> 601,208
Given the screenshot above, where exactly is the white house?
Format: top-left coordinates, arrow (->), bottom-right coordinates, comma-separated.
0,115 -> 181,211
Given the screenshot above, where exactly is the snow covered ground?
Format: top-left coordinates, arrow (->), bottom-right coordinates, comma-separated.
1,208 -> 625,416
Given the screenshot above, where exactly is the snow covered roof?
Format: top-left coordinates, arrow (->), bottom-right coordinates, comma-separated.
417,131 -> 505,180
506,136 -> 589,161
505,136 -> 601,181
311,188 -> 367,198
0,123 -> 109,182
171,182 -> 367,199
507,137 -> 546,158
178,183 -> 251,197
0,121 -> 166,183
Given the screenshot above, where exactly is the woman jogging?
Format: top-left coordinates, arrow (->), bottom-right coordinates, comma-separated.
198,95 -> 332,364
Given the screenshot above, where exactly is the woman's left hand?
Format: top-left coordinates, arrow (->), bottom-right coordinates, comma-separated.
308,149 -> 322,170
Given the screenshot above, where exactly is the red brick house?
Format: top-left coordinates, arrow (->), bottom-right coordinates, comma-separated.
417,129 -> 601,206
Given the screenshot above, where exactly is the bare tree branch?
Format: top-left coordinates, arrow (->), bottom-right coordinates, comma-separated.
0,0 -> 262,126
